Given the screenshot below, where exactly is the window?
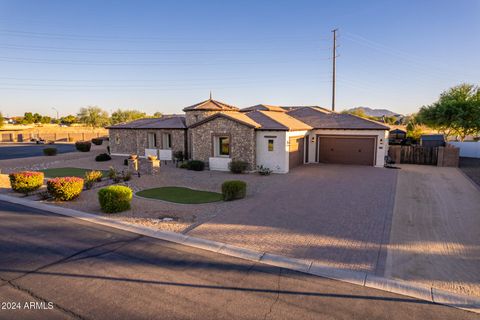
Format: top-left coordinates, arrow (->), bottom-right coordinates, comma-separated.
162,133 -> 172,149
217,136 -> 230,156
268,139 -> 274,152
147,132 -> 157,148
115,134 -> 120,145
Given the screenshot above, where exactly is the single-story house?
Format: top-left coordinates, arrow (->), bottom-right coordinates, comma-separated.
420,134 -> 445,148
108,98 -> 390,173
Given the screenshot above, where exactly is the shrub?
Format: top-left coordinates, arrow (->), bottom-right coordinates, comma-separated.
84,170 -> 103,190
221,180 -> 246,201
187,160 -> 205,171
229,160 -> 249,174
257,165 -> 273,176
179,161 -> 189,169
47,177 -> 84,201
75,141 -> 91,152
95,153 -> 111,162
9,171 -> 44,195
91,137 -> 103,145
98,185 -> 132,213
173,150 -> 184,161
122,171 -> 132,181
43,147 -> 57,156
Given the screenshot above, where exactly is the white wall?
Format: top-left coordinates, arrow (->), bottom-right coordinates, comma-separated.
449,141 -> 480,158
256,131 -> 288,173
310,129 -> 388,167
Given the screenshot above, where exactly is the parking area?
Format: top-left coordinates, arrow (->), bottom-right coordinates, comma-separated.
0,143 -> 77,160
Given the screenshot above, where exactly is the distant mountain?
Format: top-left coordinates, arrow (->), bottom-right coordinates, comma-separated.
345,107 -> 400,117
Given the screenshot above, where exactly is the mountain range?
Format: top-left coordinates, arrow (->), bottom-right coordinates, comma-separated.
344,107 -> 400,117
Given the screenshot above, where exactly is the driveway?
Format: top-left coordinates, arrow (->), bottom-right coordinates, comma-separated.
0,144 -> 77,160
190,164 -> 398,274
0,200 -> 475,320
386,165 -> 480,296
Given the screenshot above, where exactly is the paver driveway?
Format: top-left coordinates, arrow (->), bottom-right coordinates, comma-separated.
190,164 -> 398,273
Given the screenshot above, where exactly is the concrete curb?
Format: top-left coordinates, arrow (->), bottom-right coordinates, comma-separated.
1,194 -> 479,314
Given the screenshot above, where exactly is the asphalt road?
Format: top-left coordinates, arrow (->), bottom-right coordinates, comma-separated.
0,201 -> 477,320
0,144 -> 77,160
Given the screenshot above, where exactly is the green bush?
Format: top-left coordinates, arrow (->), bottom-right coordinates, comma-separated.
75,141 -> 92,152
221,180 -> 246,201
173,150 -> 184,161
95,153 -> 111,162
98,185 -> 132,213
187,160 -> 205,171
47,176 -> 84,201
84,170 -> 103,190
179,161 -> 189,169
229,160 -> 248,174
91,137 -> 103,145
43,147 -> 57,156
9,171 -> 44,194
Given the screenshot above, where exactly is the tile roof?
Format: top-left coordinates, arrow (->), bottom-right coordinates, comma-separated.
245,111 -> 312,131
281,106 -> 332,114
188,111 -> 261,129
183,98 -> 239,112
241,104 -> 286,113
107,116 -> 186,129
287,107 -> 390,130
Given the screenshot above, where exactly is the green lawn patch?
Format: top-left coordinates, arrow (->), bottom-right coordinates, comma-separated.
40,167 -> 109,178
136,186 -> 222,204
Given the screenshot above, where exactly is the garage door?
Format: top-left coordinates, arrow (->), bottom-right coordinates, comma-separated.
289,137 -> 304,169
317,136 -> 375,166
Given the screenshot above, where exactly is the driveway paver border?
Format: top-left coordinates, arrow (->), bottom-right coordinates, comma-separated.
0,193 -> 479,314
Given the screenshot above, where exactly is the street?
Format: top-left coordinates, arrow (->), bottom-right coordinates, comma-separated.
0,144 -> 77,160
0,201 -> 477,320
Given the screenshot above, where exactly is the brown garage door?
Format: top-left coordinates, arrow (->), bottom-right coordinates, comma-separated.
289,137 -> 304,169
317,136 -> 375,166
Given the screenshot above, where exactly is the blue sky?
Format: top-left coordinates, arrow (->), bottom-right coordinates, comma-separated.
0,0 -> 478,117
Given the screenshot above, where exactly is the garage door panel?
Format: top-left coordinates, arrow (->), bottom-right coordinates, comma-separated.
318,136 -> 375,166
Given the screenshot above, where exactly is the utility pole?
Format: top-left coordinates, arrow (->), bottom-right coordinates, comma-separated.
331,28 -> 338,111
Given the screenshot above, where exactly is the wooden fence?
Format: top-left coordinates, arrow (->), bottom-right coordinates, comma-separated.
389,145 -> 438,165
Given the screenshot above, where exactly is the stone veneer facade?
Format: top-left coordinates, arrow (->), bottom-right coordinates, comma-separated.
109,128 -> 186,157
190,117 -> 256,170
185,110 -> 220,127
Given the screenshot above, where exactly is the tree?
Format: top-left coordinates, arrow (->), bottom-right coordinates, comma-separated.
40,116 -> 52,124
22,112 -> 34,124
0,112 -> 4,128
110,109 -> 146,125
417,84 -> 480,141
60,115 -> 78,125
33,113 -> 42,123
153,111 -> 163,118
78,106 -> 110,128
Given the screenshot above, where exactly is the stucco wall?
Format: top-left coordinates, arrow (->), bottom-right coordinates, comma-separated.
256,131 -> 288,173
190,117 -> 256,170
308,129 -> 388,167
109,129 -> 186,157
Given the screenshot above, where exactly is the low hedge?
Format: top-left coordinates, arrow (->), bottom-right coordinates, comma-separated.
221,180 -> 246,201
229,160 -> 248,174
43,147 -> 57,156
98,185 -> 132,213
47,176 -> 84,201
91,137 -> 103,145
187,160 -> 205,171
75,141 -> 91,152
9,171 -> 44,194
95,153 -> 111,162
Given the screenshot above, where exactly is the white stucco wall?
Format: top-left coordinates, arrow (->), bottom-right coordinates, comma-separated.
309,129 -> 388,167
255,131 -> 288,173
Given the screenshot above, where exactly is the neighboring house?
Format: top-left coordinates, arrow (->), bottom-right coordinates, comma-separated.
420,134 -> 445,148
108,98 -> 390,173
389,129 -> 407,144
